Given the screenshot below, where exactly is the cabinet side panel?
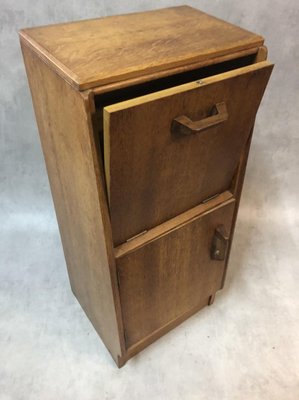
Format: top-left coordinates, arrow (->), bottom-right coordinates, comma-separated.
222,49 -> 270,288
21,42 -> 123,361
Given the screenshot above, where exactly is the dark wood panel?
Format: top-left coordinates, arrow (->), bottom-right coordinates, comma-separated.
105,62 -> 273,245
117,199 -> 235,348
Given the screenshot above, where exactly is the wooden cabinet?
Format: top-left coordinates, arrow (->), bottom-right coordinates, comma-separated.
20,6 -> 273,367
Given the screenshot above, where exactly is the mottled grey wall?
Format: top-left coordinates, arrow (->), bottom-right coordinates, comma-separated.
1,1 -> 299,399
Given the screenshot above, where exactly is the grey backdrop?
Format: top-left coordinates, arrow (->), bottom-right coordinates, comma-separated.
1,1 -> 298,399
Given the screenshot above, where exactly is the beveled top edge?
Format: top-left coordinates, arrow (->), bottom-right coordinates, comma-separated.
19,6 -> 264,91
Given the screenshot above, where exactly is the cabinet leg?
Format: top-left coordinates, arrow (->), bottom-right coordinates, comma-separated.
208,294 -> 216,306
117,355 -> 127,368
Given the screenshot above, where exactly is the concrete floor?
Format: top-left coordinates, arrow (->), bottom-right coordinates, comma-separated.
1,1 -> 299,399
1,177 -> 299,399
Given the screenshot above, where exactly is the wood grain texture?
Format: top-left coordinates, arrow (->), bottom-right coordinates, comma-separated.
19,6 -> 264,90
21,43 -> 125,363
115,191 -> 233,259
104,62 -> 273,245
91,47 -> 259,96
119,294 -> 211,365
117,199 -> 235,348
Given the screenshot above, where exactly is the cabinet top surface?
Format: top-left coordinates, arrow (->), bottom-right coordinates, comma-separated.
19,6 -> 264,91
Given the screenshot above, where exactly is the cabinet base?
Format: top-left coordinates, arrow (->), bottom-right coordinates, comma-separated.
117,294 -> 216,367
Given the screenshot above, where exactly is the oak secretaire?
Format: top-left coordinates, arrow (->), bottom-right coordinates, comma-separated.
19,6 -> 273,367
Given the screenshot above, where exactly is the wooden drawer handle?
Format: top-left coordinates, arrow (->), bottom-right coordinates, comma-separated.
211,224 -> 229,261
171,102 -> 228,136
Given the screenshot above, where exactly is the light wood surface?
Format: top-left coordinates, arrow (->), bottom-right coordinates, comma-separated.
21,44 -> 125,364
19,6 -> 264,90
117,199 -> 235,348
104,62 -> 273,245
91,47 -> 259,96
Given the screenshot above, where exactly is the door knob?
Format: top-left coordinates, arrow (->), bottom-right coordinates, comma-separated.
211,225 -> 229,261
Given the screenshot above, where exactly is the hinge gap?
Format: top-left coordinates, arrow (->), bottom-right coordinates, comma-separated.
126,230 -> 148,242
123,328 -> 128,344
202,193 -> 219,203
116,270 -> 121,288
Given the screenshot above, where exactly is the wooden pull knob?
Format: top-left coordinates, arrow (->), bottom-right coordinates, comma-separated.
211,225 -> 229,261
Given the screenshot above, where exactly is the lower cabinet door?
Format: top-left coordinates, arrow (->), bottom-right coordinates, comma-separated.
116,198 -> 235,348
